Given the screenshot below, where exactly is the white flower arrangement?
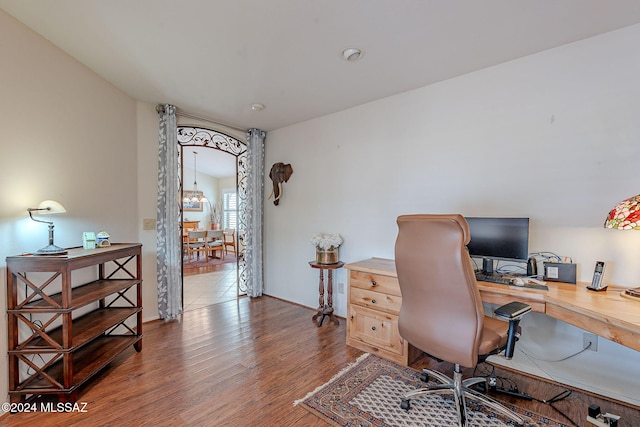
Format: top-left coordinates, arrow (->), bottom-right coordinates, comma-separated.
207,200 -> 221,224
310,233 -> 343,250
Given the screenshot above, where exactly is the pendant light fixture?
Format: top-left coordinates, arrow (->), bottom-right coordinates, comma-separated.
183,151 -> 208,204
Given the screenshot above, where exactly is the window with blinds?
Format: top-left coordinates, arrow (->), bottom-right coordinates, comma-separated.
223,191 -> 237,229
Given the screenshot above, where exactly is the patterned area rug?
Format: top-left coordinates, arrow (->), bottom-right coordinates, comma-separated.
183,253 -> 237,269
294,354 -> 569,427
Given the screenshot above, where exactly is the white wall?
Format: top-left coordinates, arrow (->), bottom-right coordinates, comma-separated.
0,10 -> 140,405
136,102 -> 161,321
263,24 -> 640,403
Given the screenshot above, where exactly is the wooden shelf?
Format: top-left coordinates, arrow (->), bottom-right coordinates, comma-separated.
6,243 -> 143,403
11,279 -> 141,312
11,307 -> 142,353
10,335 -> 141,395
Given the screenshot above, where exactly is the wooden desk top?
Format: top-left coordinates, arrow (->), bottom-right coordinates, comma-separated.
345,258 -> 640,352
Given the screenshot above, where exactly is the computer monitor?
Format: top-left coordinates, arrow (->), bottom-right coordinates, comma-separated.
465,217 -> 529,274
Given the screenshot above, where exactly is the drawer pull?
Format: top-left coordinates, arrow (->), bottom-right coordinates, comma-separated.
370,280 -> 377,287
371,299 -> 377,304
371,326 -> 377,331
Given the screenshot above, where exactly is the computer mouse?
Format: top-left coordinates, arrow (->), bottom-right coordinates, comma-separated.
511,277 -> 525,287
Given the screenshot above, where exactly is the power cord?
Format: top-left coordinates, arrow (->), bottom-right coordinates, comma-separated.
473,363 -> 579,426
528,252 -> 564,263
517,340 -> 593,363
495,262 -> 527,275
472,364 -> 531,399
26,316 -> 47,377
514,341 -> 602,427
531,389 -> 579,427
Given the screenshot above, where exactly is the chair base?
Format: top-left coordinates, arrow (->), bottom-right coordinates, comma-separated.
401,365 -> 524,427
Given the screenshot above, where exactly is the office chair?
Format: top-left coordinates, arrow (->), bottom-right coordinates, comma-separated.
395,214 -> 531,427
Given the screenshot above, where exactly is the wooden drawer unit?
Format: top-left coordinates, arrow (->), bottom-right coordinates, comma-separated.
345,258 -> 420,366
350,269 -> 401,297
350,286 -> 401,314
349,304 -> 403,357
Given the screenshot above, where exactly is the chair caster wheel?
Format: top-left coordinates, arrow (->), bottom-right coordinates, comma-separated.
419,372 -> 429,382
400,399 -> 411,410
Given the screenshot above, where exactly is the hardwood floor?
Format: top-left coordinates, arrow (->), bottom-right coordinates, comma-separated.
2,296 -> 639,426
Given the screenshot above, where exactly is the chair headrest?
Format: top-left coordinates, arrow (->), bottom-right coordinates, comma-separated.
396,214 -> 470,244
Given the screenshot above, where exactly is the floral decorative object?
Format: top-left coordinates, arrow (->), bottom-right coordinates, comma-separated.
311,233 -> 343,264
207,200 -> 221,225
604,194 -> 640,230
311,233 -> 343,250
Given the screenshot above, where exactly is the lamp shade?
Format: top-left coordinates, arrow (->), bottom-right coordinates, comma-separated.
37,200 -> 67,214
604,194 -> 640,230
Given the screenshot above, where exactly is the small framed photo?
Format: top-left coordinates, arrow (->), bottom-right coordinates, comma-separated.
183,191 -> 204,212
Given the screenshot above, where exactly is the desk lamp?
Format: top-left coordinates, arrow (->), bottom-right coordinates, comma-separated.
27,200 -> 67,255
604,194 -> 640,230
604,194 -> 640,299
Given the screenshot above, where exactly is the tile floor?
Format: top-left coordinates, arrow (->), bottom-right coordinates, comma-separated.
183,268 -> 239,312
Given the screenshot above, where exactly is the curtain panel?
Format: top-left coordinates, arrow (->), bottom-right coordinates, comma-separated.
156,104 -> 183,319
245,128 -> 265,297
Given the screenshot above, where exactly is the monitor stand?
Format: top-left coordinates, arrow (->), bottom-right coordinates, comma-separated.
482,258 -> 494,274
478,258 -> 505,281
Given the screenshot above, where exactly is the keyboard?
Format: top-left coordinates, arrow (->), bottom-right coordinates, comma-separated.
475,272 -> 512,285
475,272 -> 549,290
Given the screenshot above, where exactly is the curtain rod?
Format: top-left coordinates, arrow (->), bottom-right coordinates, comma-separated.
176,109 -> 247,133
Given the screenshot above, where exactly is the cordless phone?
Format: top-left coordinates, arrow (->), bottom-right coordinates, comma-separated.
587,261 -> 607,291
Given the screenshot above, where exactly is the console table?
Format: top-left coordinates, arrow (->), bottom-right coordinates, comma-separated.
183,221 -> 199,230
6,243 -> 143,403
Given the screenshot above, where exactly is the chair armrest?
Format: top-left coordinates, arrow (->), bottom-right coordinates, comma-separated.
493,301 -> 531,359
494,301 -> 531,320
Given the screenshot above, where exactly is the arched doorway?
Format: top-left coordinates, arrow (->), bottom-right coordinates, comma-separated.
177,126 -> 248,294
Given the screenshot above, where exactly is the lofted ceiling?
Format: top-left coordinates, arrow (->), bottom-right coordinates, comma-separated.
3,0 -> 640,176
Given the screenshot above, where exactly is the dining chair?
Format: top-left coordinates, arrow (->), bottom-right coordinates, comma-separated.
223,228 -> 237,256
206,230 -> 224,260
185,230 -> 208,262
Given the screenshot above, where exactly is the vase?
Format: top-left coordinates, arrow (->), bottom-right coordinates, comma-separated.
316,246 -> 339,264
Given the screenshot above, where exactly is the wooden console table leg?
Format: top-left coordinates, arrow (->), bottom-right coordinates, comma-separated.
312,269 -> 326,326
326,269 -> 339,326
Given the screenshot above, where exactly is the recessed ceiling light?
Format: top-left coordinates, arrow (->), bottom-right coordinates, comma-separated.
341,48 -> 363,62
251,103 -> 265,111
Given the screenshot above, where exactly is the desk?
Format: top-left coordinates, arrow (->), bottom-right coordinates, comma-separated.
476,276 -> 640,352
346,258 -> 640,354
